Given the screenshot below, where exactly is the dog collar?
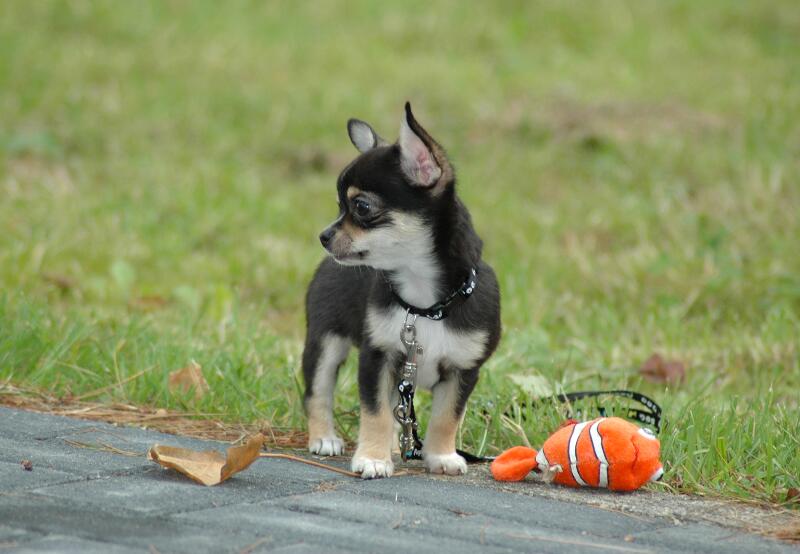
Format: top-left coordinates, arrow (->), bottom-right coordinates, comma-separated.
389,268 -> 477,321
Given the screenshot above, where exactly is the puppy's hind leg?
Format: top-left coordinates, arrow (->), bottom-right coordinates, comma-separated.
303,334 -> 350,456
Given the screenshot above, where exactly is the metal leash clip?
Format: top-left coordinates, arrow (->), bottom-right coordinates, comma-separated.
393,311 -> 423,461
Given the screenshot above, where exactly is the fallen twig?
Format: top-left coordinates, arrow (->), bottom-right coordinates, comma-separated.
258,453 -> 426,478
259,453 -> 359,477
63,439 -> 143,457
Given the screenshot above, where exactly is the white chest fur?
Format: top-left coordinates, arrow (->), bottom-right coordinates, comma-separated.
366,306 -> 488,390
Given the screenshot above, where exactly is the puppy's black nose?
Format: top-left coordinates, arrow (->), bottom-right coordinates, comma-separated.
319,227 -> 335,248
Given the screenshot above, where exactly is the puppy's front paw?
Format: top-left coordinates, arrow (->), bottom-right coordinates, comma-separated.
308,436 -> 344,456
424,452 -> 467,475
351,456 -> 394,479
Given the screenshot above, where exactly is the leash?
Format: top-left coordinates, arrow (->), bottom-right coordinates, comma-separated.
392,321 -> 491,462
393,382 -> 663,465
390,268 -> 491,462
389,268 -> 662,466
393,314 -> 425,461
392,308 -> 495,464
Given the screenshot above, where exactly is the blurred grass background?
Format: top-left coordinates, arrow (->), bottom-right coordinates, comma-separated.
1,1 -> 799,503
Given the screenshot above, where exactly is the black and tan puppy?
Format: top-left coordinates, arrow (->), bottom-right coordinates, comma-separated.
302,103 -> 501,479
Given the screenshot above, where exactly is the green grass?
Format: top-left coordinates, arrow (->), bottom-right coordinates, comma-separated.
1,1 -> 799,504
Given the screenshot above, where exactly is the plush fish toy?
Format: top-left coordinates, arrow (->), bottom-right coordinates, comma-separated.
491,417 -> 663,491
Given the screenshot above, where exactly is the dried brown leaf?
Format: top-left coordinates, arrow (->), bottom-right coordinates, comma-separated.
42,273 -> 76,292
168,362 -> 209,400
639,353 -> 686,385
787,487 -> 800,504
221,434 -> 265,481
148,433 -> 264,486
148,446 -> 225,485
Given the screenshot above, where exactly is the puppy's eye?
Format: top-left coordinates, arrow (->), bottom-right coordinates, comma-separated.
353,198 -> 371,217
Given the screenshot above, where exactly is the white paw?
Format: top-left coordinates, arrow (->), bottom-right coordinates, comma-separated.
308,436 -> 345,456
351,456 -> 394,479
424,452 -> 467,475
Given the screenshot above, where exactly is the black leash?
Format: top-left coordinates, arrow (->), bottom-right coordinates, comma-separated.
390,267 -> 487,462
396,374 -> 492,463
396,377 -> 423,460
387,265 -> 662,463
399,387 -> 663,465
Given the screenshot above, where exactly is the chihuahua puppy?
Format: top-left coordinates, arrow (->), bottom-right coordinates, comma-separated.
302,103 -> 501,479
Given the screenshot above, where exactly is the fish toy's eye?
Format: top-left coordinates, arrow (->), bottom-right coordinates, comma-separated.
638,428 -> 657,440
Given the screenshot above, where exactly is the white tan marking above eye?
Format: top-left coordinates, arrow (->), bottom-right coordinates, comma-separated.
366,305 -> 488,390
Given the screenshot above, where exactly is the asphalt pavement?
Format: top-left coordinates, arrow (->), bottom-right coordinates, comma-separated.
0,407 -> 796,553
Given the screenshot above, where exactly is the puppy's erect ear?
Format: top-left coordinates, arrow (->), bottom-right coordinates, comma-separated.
399,102 -> 453,191
347,118 -> 388,153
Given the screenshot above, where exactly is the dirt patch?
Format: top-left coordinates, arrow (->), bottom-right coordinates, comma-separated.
0,382 -> 308,448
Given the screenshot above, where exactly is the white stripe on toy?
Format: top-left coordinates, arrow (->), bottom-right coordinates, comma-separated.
589,419 -> 609,488
568,421 -> 590,487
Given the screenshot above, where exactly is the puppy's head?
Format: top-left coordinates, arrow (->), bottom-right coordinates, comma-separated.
319,103 -> 454,270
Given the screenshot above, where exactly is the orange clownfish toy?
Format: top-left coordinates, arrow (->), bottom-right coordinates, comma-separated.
491,417 -> 663,492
